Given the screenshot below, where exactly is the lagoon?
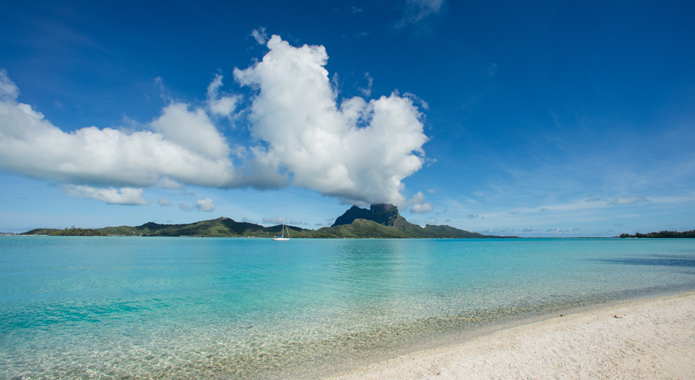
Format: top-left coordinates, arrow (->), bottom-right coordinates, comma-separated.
1,237 -> 694,379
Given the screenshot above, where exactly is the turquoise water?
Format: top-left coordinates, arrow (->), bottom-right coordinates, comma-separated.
1,237 -> 694,379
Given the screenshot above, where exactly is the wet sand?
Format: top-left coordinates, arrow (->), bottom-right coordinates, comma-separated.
324,292 -> 695,379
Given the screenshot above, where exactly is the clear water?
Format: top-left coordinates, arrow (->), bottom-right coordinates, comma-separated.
1,237 -> 694,379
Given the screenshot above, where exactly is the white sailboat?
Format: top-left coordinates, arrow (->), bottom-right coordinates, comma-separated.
273,223 -> 290,241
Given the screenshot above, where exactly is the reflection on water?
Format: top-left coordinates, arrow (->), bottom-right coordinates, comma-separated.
1,237 -> 694,379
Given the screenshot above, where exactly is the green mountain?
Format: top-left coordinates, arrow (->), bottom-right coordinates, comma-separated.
22,204 -> 513,238
318,204 -> 498,238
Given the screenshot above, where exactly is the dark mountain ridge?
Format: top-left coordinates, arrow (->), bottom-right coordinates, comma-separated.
332,203 -> 403,227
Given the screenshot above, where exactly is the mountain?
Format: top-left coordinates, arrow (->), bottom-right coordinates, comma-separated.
21,204 -> 514,238
319,204 -> 498,238
331,204 -> 404,227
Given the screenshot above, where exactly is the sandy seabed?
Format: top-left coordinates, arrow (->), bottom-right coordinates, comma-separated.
324,292 -> 695,380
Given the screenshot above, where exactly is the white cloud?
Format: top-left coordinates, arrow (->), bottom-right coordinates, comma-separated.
262,216 -> 285,224
427,218 -> 437,224
180,203 -> 194,211
358,72 -> 373,97
0,36 -> 430,206
409,191 -> 433,213
195,198 -> 215,212
234,35 -> 429,205
206,73 -> 240,117
0,72 -> 238,190
156,177 -> 182,189
61,185 -> 149,205
251,27 -> 267,45
396,0 -> 446,28
158,198 -> 172,207
0,69 -> 18,101
149,102 -> 230,159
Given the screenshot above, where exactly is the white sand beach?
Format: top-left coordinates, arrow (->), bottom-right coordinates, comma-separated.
325,292 -> 695,380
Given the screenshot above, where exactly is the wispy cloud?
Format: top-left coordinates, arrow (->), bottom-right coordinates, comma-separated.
481,62 -> 497,76
409,191 -> 433,213
608,196 -> 650,206
262,216 -> 285,224
250,27 -> 267,45
61,185 -> 149,205
358,72 -> 373,97
395,0 -> 446,29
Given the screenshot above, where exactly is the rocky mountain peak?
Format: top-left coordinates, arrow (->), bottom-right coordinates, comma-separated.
331,203 -> 401,227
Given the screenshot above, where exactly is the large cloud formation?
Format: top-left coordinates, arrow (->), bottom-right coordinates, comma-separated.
235,35 -> 428,205
0,35 -> 429,207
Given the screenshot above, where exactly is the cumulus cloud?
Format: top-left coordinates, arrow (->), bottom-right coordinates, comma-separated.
235,35 -> 428,205
0,73 -> 238,190
409,191 -> 433,213
61,185 -> 149,205
149,102 -> 230,159
251,27 -> 267,45
195,198 -> 215,212
158,198 -> 172,207
0,36 -> 430,206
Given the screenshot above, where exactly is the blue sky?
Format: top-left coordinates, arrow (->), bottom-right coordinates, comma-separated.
1,0 -> 694,236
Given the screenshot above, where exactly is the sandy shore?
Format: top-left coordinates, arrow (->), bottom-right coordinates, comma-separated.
324,292 -> 695,380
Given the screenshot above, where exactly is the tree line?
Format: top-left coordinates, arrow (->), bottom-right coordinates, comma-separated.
620,230 -> 695,238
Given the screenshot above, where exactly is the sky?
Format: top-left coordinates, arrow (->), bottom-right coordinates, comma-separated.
1,0 -> 694,237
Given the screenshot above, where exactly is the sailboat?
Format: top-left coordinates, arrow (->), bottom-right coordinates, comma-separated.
273,223 -> 290,241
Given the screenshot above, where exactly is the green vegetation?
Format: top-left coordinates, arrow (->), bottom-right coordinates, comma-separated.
619,230 -> 695,238
22,227 -> 105,236
21,204 -> 514,239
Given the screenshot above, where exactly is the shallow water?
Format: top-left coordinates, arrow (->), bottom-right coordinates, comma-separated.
1,237 -> 694,379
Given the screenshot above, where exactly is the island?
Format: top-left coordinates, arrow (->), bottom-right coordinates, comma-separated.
21,204 -> 516,239
619,230 -> 695,238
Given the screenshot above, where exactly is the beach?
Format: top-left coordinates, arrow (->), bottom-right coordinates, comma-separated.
325,292 -> 695,380
2,237 -> 695,379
